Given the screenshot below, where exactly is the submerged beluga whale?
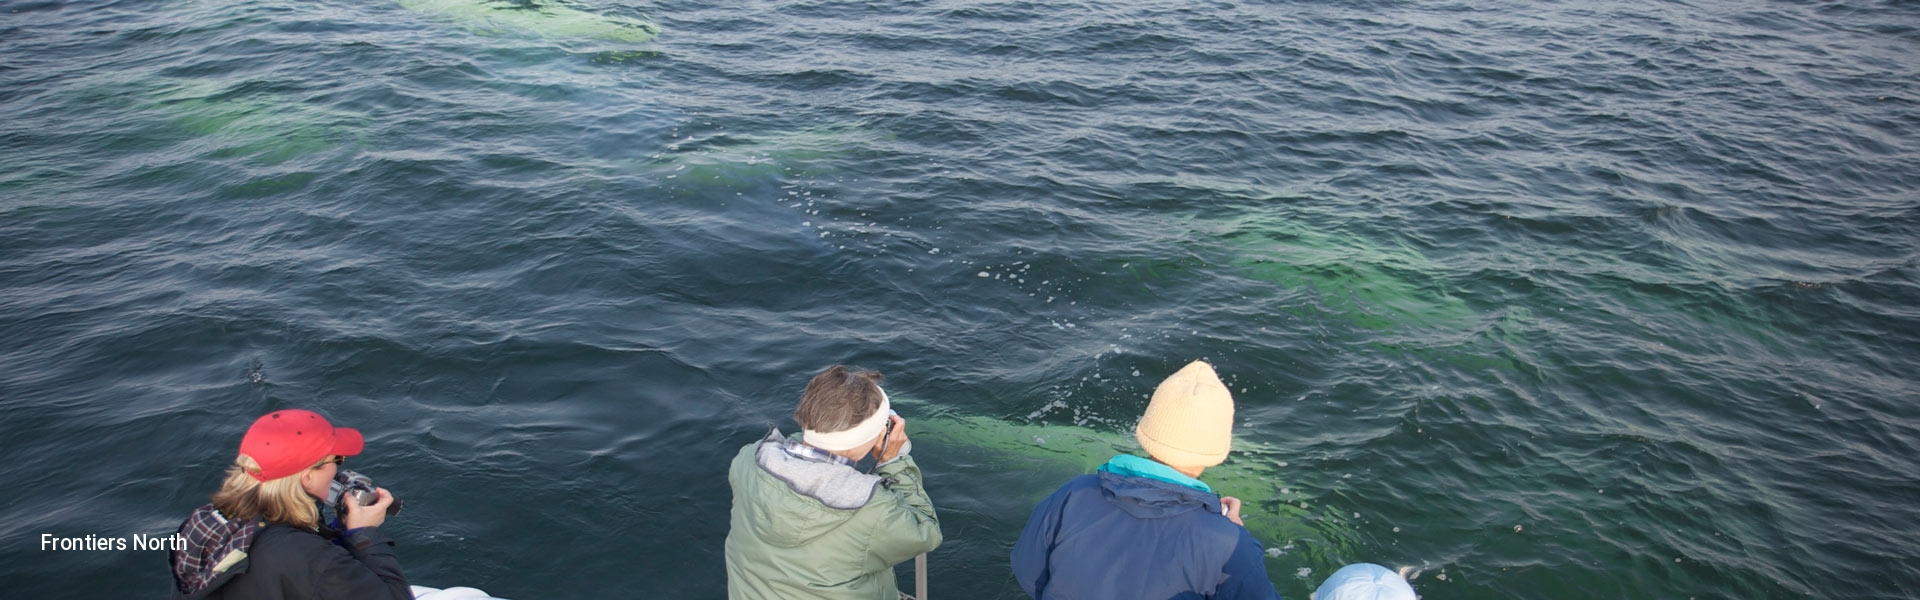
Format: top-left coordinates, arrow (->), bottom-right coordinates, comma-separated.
891,396 -> 1369,591
395,0 -> 662,43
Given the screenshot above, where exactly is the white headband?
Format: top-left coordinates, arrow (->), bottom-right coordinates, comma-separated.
802,388 -> 892,452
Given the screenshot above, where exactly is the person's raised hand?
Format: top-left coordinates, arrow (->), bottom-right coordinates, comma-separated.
1220,496 -> 1244,526
876,413 -> 909,463
342,488 -> 394,531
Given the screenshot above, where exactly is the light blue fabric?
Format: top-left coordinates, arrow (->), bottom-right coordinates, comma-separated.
1312,563 -> 1416,600
1098,454 -> 1212,493
411,585 -> 508,599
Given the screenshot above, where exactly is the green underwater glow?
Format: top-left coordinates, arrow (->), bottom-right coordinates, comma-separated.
641,127 -> 889,189
395,0 -> 662,44
896,398 -> 1366,586
155,80 -> 368,165
1223,212 -> 1476,333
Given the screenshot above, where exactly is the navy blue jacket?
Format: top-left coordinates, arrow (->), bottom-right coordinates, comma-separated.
1011,469 -> 1283,600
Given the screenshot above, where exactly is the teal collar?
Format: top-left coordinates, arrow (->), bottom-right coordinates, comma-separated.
1099,454 -> 1212,493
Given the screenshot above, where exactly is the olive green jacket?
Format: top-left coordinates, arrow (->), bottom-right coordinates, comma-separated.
724,429 -> 942,600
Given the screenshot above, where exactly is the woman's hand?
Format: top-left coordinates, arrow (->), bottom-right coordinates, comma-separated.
1220,496 -> 1245,526
342,487 -> 395,531
875,414 -> 909,463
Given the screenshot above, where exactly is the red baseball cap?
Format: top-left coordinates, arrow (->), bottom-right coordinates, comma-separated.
237,410 -> 364,481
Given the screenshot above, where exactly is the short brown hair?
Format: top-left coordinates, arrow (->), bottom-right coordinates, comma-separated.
795,365 -> 885,432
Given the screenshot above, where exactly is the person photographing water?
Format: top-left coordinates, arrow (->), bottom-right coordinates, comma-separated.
169,409 -> 409,600
725,365 -> 943,600
1011,360 -> 1284,599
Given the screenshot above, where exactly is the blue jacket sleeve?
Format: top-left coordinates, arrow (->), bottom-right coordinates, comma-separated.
1010,484 -> 1072,599
1216,527 -> 1284,600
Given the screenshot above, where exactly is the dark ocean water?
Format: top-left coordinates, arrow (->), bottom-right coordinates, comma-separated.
3,0 -> 1917,597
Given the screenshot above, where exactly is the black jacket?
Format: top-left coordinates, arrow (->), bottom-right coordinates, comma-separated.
171,504 -> 410,600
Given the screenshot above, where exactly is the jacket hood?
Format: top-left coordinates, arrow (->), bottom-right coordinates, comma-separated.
170,504 -> 261,598
1097,470 -> 1220,519
737,430 -> 883,548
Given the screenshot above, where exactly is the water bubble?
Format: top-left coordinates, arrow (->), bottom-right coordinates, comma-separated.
1513,525 -> 1523,532
1393,527 -> 1401,533
978,272 -> 990,278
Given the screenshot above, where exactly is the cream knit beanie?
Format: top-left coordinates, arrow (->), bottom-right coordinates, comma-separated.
1136,360 -> 1234,470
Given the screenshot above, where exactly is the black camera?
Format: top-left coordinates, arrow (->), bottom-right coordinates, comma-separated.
328,469 -> 402,516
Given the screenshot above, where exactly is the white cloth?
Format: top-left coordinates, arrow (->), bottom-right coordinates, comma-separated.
412,585 -> 507,599
800,389 -> 892,452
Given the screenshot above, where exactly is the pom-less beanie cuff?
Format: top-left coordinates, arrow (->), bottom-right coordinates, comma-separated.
1137,431 -> 1230,469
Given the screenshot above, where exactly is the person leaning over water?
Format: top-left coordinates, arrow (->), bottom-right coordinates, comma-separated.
725,365 -> 943,600
1011,360 -> 1284,600
169,409 -> 408,600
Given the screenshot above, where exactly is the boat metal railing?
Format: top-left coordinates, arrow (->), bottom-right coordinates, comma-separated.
915,553 -> 928,600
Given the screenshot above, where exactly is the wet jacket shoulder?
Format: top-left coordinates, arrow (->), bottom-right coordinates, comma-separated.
170,503 -> 410,600
725,429 -> 942,600
1010,466 -> 1282,600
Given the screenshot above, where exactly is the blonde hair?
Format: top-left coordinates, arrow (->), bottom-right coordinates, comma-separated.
210,454 -> 323,530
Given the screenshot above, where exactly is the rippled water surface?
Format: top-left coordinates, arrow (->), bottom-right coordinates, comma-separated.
3,0 -> 1917,598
